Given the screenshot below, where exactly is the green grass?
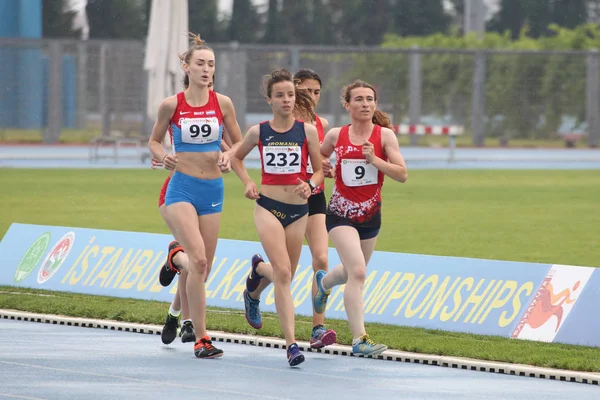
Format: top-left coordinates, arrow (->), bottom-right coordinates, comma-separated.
0,128 -> 104,143
0,127 -> 587,148
1,169 -> 598,266
1,168 -> 600,371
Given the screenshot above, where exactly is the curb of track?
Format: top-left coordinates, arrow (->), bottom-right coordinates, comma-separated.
2,309 -> 598,386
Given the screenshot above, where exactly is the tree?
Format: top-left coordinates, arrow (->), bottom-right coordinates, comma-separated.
487,0 -> 524,38
189,0 -> 222,42
488,0 -> 589,38
42,0 -> 79,38
228,0 -> 260,42
447,0 -> 464,31
310,0 -> 335,45
551,0 -> 588,30
267,0 -> 336,45
280,0 -> 313,44
263,0 -> 280,43
85,0 -> 147,39
389,0 -> 451,37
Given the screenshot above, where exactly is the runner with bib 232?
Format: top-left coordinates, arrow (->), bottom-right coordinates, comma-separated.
233,69 -> 324,367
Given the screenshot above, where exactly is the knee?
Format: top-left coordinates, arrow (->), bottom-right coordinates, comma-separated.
188,253 -> 208,276
312,253 -> 328,272
348,265 -> 367,283
272,263 -> 292,285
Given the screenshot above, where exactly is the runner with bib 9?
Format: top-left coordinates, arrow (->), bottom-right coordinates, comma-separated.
313,79 -> 407,357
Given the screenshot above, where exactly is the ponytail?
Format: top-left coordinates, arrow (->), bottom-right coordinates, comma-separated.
372,110 -> 392,129
294,85 -> 316,123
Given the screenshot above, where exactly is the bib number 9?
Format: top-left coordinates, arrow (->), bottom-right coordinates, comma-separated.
341,159 -> 377,187
354,165 -> 366,180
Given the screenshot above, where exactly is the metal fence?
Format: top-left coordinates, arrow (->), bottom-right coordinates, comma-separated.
0,37 -> 598,148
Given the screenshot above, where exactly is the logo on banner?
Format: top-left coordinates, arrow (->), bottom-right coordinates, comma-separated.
14,232 -> 51,283
512,265 -> 593,342
37,232 -> 76,284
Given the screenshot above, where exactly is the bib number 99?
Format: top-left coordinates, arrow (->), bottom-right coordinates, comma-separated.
189,124 -> 212,138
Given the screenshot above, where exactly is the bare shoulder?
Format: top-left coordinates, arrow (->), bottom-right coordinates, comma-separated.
246,124 -> 260,138
381,127 -> 399,143
322,126 -> 342,145
326,126 -> 342,136
304,122 -> 319,135
216,92 -> 234,109
158,95 -> 178,118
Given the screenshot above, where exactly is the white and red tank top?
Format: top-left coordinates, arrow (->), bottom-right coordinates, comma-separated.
328,124 -> 386,224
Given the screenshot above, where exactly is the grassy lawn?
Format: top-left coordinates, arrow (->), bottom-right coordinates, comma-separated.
0,127 -> 587,148
1,168 -> 599,371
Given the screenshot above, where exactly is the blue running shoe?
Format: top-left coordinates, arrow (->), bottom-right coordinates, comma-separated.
310,325 -> 337,349
246,254 -> 264,292
352,334 -> 388,357
313,270 -> 331,314
287,343 -> 305,367
243,289 -> 262,329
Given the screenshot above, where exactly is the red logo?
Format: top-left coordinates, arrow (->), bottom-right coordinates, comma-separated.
37,232 -> 75,284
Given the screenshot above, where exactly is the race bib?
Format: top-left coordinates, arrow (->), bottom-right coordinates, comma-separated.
306,158 -> 313,174
181,117 -> 220,144
306,140 -> 323,174
263,146 -> 302,174
341,159 -> 378,187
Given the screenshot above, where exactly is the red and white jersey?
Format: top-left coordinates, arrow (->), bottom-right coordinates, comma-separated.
169,91 -> 224,154
305,116 -> 325,194
328,124 -> 386,224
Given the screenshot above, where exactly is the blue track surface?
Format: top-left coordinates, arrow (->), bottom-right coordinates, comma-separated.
1,145 -> 600,169
0,320 -> 598,399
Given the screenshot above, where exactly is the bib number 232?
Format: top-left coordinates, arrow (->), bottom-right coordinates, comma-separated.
341,159 -> 378,187
181,117 -> 220,144
263,146 -> 301,174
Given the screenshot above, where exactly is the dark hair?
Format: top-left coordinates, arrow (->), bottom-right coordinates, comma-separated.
341,80 -> 392,129
260,69 -> 316,121
293,69 -> 322,87
179,33 -> 214,89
